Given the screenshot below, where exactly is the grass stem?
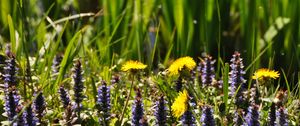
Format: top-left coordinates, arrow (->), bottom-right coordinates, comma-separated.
119,75 -> 134,124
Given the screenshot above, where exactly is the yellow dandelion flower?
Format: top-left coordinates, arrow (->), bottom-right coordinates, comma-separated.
171,89 -> 189,118
252,68 -> 280,80
167,56 -> 196,76
121,60 -> 147,72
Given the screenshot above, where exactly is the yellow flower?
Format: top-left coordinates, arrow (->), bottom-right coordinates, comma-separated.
252,68 -> 280,80
121,60 -> 147,72
167,56 -> 196,76
171,89 -> 189,118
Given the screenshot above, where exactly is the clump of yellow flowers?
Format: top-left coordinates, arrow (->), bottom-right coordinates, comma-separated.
121,60 -> 147,72
252,68 -> 280,80
167,56 -> 196,76
171,89 -> 189,118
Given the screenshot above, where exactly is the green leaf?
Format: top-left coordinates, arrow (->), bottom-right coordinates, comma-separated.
7,14 -> 16,53
49,28 -> 83,94
222,63 -> 229,112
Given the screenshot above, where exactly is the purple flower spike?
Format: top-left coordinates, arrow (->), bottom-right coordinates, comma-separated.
132,89 -> 144,126
276,106 -> 288,126
233,109 -> 244,126
201,106 -> 216,126
72,60 -> 85,112
181,109 -> 196,126
229,52 -> 246,96
97,81 -> 111,125
154,96 -> 167,126
201,55 -> 215,87
4,88 -> 22,125
23,104 -> 37,126
34,92 -> 46,124
244,104 -> 260,126
59,86 -> 71,108
4,55 -> 18,88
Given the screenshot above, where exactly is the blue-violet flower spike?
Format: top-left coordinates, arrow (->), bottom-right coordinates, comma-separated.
201,106 -> 216,126
97,81 -> 111,125
132,89 -> 144,126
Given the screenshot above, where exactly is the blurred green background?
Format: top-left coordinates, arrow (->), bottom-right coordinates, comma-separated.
0,0 -> 299,86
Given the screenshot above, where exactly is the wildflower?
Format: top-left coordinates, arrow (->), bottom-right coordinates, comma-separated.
5,44 -> 12,57
233,109 -> 244,126
4,55 -> 18,88
0,54 -> 6,85
58,86 -> 74,125
132,89 -> 144,126
229,52 -> 246,96
154,96 -> 167,126
201,106 -> 216,126
52,54 -> 63,75
62,105 -> 73,126
23,103 -> 37,126
167,56 -> 196,76
3,53 -> 23,125
171,89 -> 189,118
33,92 -> 46,124
252,68 -> 280,80
244,104 -> 260,126
249,87 -> 261,105
4,87 -> 22,124
97,81 -> 111,125
196,60 -> 204,81
201,55 -> 215,87
110,75 -> 120,84
276,107 -> 288,126
121,60 -> 147,72
190,68 -> 197,81
268,103 -> 276,126
72,60 -> 85,112
120,61 -> 146,124
181,109 -> 196,126
59,86 -> 71,108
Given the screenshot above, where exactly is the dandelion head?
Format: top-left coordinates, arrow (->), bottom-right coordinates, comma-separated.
171,89 -> 189,118
167,56 -> 196,76
121,60 -> 147,72
252,68 -> 279,80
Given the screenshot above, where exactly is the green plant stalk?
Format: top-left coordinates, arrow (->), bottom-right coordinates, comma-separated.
222,63 -> 229,112
119,74 -> 134,124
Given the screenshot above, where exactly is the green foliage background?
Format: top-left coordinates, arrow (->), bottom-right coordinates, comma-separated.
0,0 -> 299,76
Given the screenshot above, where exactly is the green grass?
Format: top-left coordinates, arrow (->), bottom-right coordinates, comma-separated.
0,0 -> 299,125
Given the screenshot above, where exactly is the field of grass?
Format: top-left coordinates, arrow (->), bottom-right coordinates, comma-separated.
0,0 -> 299,125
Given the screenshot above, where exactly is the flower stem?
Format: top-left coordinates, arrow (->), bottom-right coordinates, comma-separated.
119,75 -> 134,124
